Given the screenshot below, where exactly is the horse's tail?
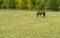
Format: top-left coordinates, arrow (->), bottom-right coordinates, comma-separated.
43,12 -> 45,17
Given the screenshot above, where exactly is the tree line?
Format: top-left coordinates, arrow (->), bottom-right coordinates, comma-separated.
0,0 -> 60,11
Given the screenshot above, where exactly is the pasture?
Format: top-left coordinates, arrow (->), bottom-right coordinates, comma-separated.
0,9 -> 60,38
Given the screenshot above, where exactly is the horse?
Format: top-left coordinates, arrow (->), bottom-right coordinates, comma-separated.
36,10 -> 45,17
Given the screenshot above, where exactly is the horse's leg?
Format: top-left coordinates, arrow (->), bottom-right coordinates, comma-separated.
43,12 -> 45,17
39,14 -> 41,17
37,13 -> 39,17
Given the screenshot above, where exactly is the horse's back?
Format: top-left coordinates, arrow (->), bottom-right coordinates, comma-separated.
37,10 -> 45,14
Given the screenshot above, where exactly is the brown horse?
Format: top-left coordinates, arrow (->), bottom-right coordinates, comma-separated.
36,10 -> 45,17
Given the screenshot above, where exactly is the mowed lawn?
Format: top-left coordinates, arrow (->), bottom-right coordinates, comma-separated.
0,9 -> 60,38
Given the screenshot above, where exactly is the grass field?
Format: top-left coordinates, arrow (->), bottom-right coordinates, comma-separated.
0,9 -> 60,38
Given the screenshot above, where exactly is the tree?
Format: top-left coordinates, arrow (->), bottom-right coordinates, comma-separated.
35,0 -> 47,10
27,0 -> 33,9
9,0 -> 16,9
0,0 -> 3,8
48,0 -> 59,11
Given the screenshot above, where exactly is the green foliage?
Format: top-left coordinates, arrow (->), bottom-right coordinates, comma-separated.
0,0 -> 60,11
48,0 -> 59,11
9,0 -> 16,8
27,0 -> 33,9
0,0 -> 3,8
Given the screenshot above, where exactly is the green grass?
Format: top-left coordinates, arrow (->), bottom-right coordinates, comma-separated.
0,9 -> 60,38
